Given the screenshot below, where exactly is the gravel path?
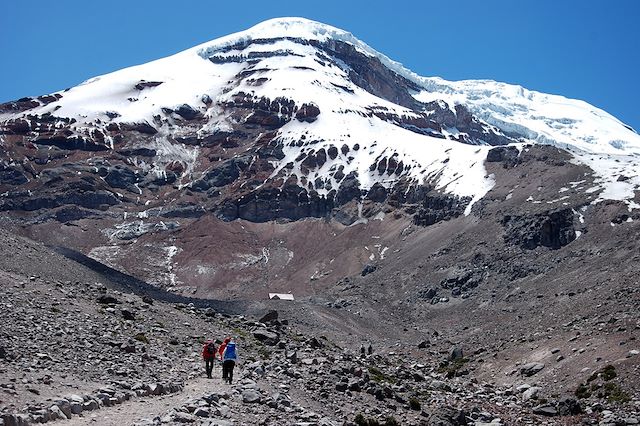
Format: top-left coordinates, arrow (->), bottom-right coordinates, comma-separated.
65,375 -> 231,425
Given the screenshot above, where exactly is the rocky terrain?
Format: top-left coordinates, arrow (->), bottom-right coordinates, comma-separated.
1,228 -> 639,426
2,17 -> 640,425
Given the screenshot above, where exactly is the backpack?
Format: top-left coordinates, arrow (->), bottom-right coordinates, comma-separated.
224,342 -> 237,360
206,342 -> 216,355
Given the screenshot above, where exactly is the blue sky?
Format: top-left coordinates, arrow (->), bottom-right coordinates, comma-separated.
1,1 -> 638,130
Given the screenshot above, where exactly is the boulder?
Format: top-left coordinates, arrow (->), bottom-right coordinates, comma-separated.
49,405 -> 67,420
173,412 -> 196,423
532,404 -> 558,417
449,346 -> 464,361
97,295 -> 120,304
520,362 -> 545,376
259,310 -> 278,323
242,389 -> 262,404
121,309 -> 136,320
335,381 -> 348,392
361,264 -> 377,277
425,406 -> 469,425
1,414 -> 29,426
522,386 -> 540,401
556,398 -> 582,416
253,329 -> 279,345
194,408 -> 210,417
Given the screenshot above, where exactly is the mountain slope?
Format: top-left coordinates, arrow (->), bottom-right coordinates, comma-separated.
2,17 -> 639,220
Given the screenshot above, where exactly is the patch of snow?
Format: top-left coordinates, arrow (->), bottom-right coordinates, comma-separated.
546,195 -> 570,204
380,246 -> 389,260
163,245 -> 181,287
625,200 -> 640,211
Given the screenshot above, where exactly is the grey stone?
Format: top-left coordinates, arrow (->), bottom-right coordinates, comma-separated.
556,398 -> 582,416
208,420 -> 234,426
335,381 -> 348,392
449,346 -> 464,360
520,362 -> 545,376
49,404 -> 68,420
361,264 -> 377,276
83,400 -> 99,411
532,404 -> 558,416
253,329 -> 279,345
242,389 -> 262,404
522,386 -> 540,401
194,408 -> 210,417
173,411 -> 196,423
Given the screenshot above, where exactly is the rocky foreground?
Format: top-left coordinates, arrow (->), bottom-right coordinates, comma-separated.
0,229 -> 639,425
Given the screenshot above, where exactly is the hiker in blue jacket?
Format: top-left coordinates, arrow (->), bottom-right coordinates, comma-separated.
222,337 -> 238,384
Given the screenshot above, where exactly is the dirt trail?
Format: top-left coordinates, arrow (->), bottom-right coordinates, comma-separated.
65,375 -> 232,426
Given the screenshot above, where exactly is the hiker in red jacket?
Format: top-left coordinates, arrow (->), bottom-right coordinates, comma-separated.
202,339 -> 217,379
218,337 -> 231,379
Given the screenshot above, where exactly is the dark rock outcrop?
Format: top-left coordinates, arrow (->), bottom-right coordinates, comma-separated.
335,172 -> 362,206
502,208 -> 576,250
0,163 -> 28,186
361,264 -> 377,276
191,155 -> 253,191
486,145 -> 521,167
104,165 -> 140,192
217,184 -> 333,222
412,193 -> 470,226
174,104 -> 201,120
134,80 -> 163,90
295,103 -> 320,122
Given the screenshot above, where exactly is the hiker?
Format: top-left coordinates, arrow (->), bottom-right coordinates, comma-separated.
367,343 -> 373,355
218,336 -> 231,379
202,339 -> 217,379
221,337 -> 238,384
360,344 -> 366,357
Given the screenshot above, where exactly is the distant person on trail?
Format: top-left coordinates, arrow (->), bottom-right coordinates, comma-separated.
221,338 -> 238,384
219,336 -> 232,379
202,339 -> 217,379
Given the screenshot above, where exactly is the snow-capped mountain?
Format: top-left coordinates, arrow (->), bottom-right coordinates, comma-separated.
2,17 -> 639,225
4,19 -> 640,417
